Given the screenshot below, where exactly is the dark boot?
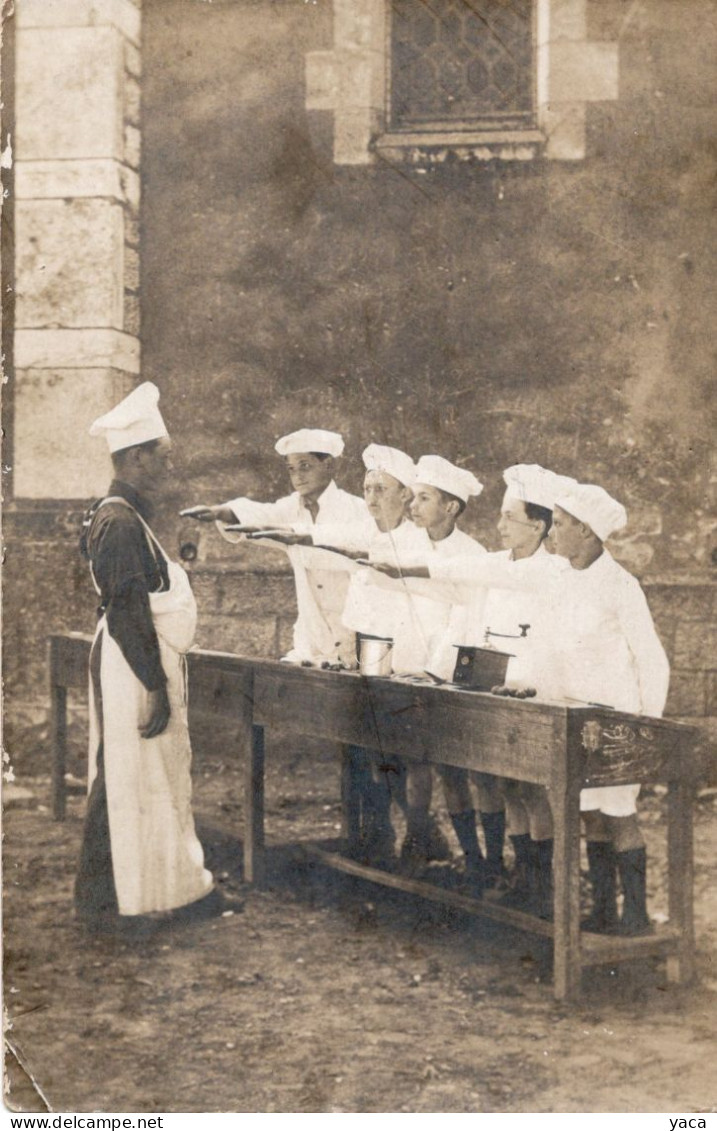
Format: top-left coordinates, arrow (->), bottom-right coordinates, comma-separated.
172,887 -> 244,924
532,838 -> 554,920
616,846 -> 652,936
450,809 -> 485,895
480,809 -> 507,888
449,809 -> 483,869
424,814 -> 452,862
499,833 -> 532,909
581,841 -> 619,934
401,807 -> 452,872
361,778 -> 396,867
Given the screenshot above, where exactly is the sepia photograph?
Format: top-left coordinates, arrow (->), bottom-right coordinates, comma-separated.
2,0 -> 716,1116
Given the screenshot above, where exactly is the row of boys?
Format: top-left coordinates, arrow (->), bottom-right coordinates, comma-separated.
187,427 -> 670,937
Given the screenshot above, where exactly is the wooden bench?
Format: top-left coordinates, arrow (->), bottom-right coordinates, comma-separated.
49,632 -> 701,1001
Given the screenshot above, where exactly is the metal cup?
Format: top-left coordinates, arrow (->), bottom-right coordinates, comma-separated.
358,636 -> 394,677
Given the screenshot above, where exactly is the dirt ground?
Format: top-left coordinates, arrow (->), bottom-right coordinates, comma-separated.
3,737 -> 717,1115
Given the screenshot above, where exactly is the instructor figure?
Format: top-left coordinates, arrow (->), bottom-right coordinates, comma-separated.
75,382 -> 228,934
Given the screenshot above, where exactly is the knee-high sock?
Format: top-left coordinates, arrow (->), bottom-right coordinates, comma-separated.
450,809 -> 483,868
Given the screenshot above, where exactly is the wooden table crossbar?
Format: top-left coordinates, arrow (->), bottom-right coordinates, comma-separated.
48,632 -> 699,1001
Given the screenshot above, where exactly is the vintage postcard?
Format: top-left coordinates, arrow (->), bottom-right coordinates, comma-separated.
2,0 -> 715,1117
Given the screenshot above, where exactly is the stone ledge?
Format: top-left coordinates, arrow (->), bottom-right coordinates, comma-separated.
643,574 -> 717,588
373,130 -> 544,164
16,0 -> 141,46
15,328 -> 140,372
15,159 -> 139,207
189,559 -> 294,579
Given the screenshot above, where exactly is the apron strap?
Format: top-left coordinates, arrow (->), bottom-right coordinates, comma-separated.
90,496 -> 170,595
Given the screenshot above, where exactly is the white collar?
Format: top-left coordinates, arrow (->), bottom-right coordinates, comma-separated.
428,524 -> 460,549
561,547 -> 612,575
298,479 -> 339,513
509,540 -> 551,563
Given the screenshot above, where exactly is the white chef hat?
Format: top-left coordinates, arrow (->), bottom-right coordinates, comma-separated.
274,429 -> 344,458
502,464 -> 578,511
362,444 -> 415,488
89,381 -> 168,453
553,482 -> 628,542
414,455 -> 483,504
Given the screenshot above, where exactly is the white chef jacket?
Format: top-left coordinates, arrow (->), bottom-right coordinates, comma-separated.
547,550 -> 669,718
420,546 -> 670,814
418,546 -> 669,715
550,550 -> 670,815
308,517 -> 434,649
395,526 -> 488,679
477,544 -> 559,692
220,480 -> 368,663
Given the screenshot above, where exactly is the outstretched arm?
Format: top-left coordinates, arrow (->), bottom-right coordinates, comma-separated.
181,504 -> 237,524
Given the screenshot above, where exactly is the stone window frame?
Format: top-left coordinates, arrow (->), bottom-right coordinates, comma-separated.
306,0 -> 619,165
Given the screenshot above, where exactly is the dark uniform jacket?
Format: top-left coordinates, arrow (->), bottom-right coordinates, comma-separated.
82,480 -> 169,690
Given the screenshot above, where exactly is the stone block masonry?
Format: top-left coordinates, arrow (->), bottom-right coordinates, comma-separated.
647,581 -> 717,773
13,0 -> 142,499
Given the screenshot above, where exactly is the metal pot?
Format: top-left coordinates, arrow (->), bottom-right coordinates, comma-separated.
358,636 -> 394,677
452,645 -> 513,691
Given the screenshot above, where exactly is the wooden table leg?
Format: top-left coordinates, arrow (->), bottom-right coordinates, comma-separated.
50,682 -> 68,822
666,774 -> 695,986
551,780 -> 583,1002
243,723 -> 266,886
341,744 -> 362,856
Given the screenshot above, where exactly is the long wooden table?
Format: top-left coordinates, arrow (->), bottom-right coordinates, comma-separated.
49,632 -> 700,1001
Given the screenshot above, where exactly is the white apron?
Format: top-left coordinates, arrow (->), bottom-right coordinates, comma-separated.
87,500 -> 214,916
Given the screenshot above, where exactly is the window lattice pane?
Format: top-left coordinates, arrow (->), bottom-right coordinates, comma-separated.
390,0 -> 535,129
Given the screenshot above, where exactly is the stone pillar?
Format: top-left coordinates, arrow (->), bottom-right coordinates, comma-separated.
13,0 -> 141,498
